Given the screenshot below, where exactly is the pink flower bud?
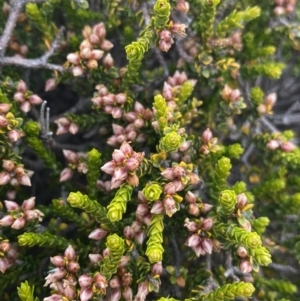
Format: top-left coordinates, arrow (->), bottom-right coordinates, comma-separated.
125,158 -> 139,172
202,128 -> 213,143
109,276 -> 121,288
221,84 -> 232,101
122,287 -> 133,301
63,284 -> 77,300
62,149 -> 78,164
131,220 -> 142,233
13,92 -> 25,103
161,168 -> 175,180
179,141 -> 191,152
67,53 -> 80,64
152,120 -> 159,131
2,160 -> 15,171
0,257 -> 9,273
50,256 -> 65,267
29,94 -> 43,105
159,39 -> 172,52
86,59 -> 98,69
116,93 -> 127,105
0,103 -> 12,114
111,167 -> 127,189
79,274 -> 93,288
96,84 -> 109,96
123,226 -> 135,239
163,182 -> 176,195
133,118 -> 144,129
240,259 -> 253,273
103,105 -> 112,114
100,39 -> 114,51
236,193 -> 248,208
112,107 -> 123,119
20,101 -> 31,113
201,203 -> 213,214
267,139 -> 280,150
200,238 -> 212,254
101,161 -> 117,175
88,228 -> 108,240
136,203 -> 149,217
150,201 -> 165,214
185,191 -> 196,203
93,22 -> 106,38
118,255 -> 130,267
127,131 -> 137,141
103,53 -> 114,69
4,200 -> 19,211
135,231 -> 146,244
265,92 -> 277,106
64,245 -> 76,261
80,288 -> 93,301
190,173 -> 201,185
120,142 -> 133,157
22,197 -> 35,210
91,49 -> 104,61
112,149 -> 126,164
142,213 -> 152,226
236,246 -> 248,258
173,179 -> 185,191
163,196 -> 177,217
0,215 -> 14,226
201,218 -> 214,231
188,203 -> 200,216
281,141 -> 296,152
229,89 -> 241,102
69,122 -> 79,134
43,294 -> 64,301
170,23 -> 188,37
91,96 -> 102,107
0,115 -> 8,127
80,48 -> 92,60
93,272 -> 108,292
45,78 -> 57,92
110,288 -> 121,301
185,234 -> 201,247
11,217 -> 26,229
72,65 -> 84,77
7,130 -> 22,142
121,272 -> 132,286
117,134 -> 127,144
59,168 -> 74,182
89,253 -> 102,265
184,218 -> 198,232
89,33 -> 100,44
0,241 -> 10,252
67,261 -> 80,273
176,0 -> 189,13
17,80 -> 27,92
151,261 -> 163,275
80,39 -> 93,51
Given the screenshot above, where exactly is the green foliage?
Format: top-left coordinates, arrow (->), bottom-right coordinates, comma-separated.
146,214 -> 164,263
99,234 -> 125,280
153,0 -> 171,29
17,281 -> 39,301
1,0 -> 300,300
201,281 -> 255,300
216,6 -> 261,36
87,148 -> 102,199
67,191 -> 117,230
217,189 -> 237,217
106,184 -> 133,222
18,232 -> 69,249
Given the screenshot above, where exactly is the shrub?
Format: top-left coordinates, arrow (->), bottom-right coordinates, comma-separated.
0,0 -> 300,300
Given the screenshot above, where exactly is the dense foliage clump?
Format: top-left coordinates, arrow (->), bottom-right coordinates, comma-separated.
0,0 -> 300,301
